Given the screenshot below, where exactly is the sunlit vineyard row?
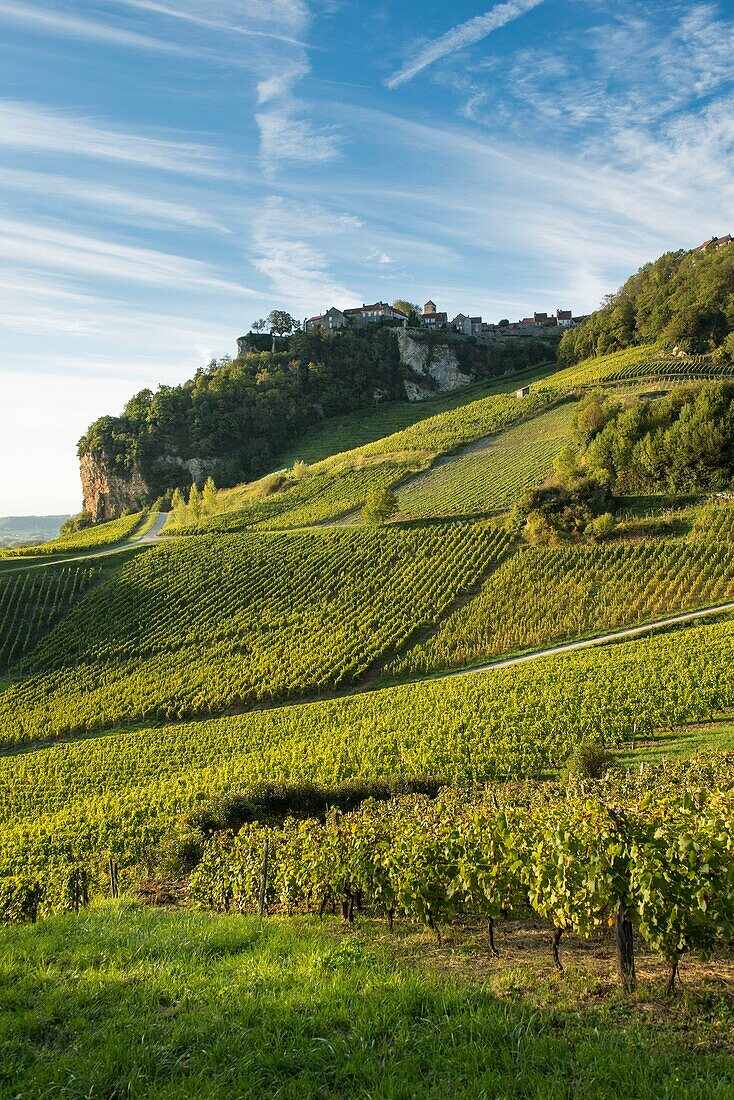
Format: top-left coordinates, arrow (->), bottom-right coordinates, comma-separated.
0,511 -> 146,557
396,400 -> 577,519
0,617 -> 732,887
691,501 -> 734,540
544,346 -> 734,390
0,563 -> 102,669
172,390 -> 558,533
386,537 -> 734,679
189,756 -> 734,989
0,526 -> 512,745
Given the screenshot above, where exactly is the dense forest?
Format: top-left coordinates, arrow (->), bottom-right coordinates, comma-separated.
78,325 -> 553,500
559,241 -> 734,365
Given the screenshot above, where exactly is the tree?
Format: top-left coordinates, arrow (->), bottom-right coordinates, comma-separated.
170,487 -> 187,526
188,483 -> 202,524
251,319 -> 267,334
202,476 -> 217,516
267,310 -> 296,338
393,299 -> 421,319
362,487 -> 398,525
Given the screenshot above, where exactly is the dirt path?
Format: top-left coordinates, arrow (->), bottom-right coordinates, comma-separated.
437,600 -> 734,680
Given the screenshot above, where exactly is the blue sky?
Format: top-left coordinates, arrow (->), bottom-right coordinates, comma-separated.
3,0 -> 734,513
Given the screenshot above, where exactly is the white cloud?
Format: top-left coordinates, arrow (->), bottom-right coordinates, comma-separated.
0,167 -> 229,231
256,107 -> 341,169
0,0 -> 190,52
0,217 -> 263,294
386,0 -> 545,88
368,249 -> 393,264
251,197 -> 358,310
116,0 -> 310,43
0,101 -> 226,176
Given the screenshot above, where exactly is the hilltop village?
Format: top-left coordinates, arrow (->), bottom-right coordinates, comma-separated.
304,299 -> 582,340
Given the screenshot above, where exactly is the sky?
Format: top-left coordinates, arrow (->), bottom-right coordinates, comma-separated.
3,0 -> 734,514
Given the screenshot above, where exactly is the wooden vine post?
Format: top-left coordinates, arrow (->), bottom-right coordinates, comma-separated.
258,839 -> 270,918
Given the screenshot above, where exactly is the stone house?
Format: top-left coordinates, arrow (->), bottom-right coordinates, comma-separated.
421,300 -> 448,329
306,301 -> 407,331
451,313 -> 483,336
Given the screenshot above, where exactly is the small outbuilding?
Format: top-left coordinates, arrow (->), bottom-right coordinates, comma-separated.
516,385 -> 531,399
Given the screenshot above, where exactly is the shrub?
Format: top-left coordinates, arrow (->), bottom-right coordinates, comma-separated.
564,741 -> 616,780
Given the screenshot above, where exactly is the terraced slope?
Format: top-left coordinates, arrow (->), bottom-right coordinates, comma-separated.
386,537 -> 734,679
0,524 -> 511,745
396,399 -> 577,519
172,389 -> 557,534
274,364 -> 557,468
1,615 -> 732,885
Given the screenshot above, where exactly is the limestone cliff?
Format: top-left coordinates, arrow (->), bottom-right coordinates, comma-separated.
81,452 -> 220,521
80,452 -> 150,522
397,330 -> 472,401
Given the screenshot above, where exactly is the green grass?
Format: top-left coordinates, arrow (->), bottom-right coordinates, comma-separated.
615,719 -> 734,768
396,399 -> 578,519
0,904 -> 732,1099
1,616 -> 733,885
181,389 -> 559,533
541,345 -> 734,390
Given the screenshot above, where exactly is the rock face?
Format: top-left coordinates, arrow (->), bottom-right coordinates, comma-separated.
80,452 -> 220,521
80,452 -> 150,522
397,330 -> 472,401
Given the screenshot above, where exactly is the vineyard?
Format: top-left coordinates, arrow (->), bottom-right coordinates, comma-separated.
396,399 -> 577,519
0,510 -> 147,558
0,562 -> 103,669
545,346 -> 734,390
0,525 -> 512,744
273,378 -> 502,467
386,536 -> 734,678
0,615 -> 732,893
691,501 -> 734,540
171,389 -> 558,533
188,754 -> 734,990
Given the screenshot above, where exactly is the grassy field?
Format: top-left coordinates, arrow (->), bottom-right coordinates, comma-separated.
0,510 -> 149,559
0,904 -> 732,1099
1,615 -> 732,887
541,346 -> 734,390
177,389 -> 558,533
385,535 -> 734,680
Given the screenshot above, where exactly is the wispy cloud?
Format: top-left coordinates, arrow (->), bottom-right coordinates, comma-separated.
251,196 -> 358,310
116,0 -> 311,45
458,2 -> 734,136
255,106 -> 341,169
0,167 -> 229,231
0,0 -> 189,53
0,101 -> 226,176
0,217 -> 263,295
386,0 -> 545,88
